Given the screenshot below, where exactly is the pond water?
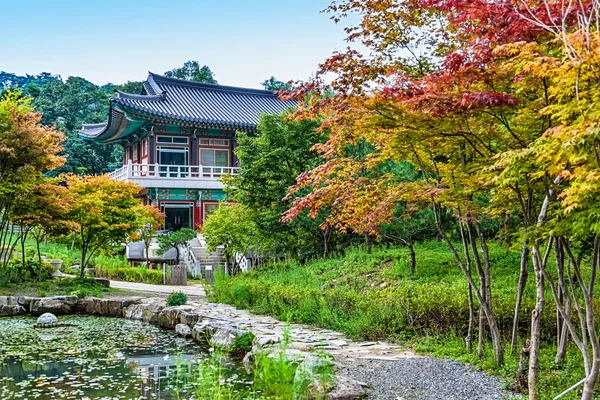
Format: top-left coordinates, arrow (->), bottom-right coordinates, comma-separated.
0,316 -> 251,399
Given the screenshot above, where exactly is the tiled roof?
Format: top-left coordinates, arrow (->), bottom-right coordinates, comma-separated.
80,73 -> 296,141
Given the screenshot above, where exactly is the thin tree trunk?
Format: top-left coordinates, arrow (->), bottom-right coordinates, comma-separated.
528,175 -> 563,399
80,245 -> 87,281
365,234 -> 373,254
433,202 -> 503,365
407,242 -> 416,275
457,213 -> 475,353
511,244 -> 530,354
516,340 -> 531,391
36,235 -> 42,281
529,244 -> 545,400
322,227 -> 330,257
554,239 -> 570,364
20,230 -> 26,268
580,235 -> 600,400
466,221 -> 487,359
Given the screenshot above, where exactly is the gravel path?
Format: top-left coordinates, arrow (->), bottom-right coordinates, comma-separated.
339,356 -> 519,400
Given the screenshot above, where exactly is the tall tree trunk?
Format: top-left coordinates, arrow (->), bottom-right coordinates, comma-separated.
511,244 -> 530,354
529,175 -> 561,399
433,202 -> 503,365
466,221 -> 487,359
554,239 -> 570,364
36,235 -> 43,281
457,212 -> 474,352
80,245 -> 87,281
20,230 -> 26,268
407,242 -> 416,275
528,246 -> 543,400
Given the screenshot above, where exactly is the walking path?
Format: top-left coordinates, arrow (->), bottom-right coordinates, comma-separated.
109,280 -> 206,297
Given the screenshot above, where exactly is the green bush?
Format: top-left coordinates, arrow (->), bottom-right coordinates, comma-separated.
167,291 -> 187,307
58,278 -> 108,298
0,258 -> 54,284
232,332 -> 255,354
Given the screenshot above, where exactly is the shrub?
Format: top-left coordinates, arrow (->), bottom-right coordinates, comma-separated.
0,258 -> 54,284
232,332 -> 255,354
58,278 -> 108,298
167,291 -> 187,307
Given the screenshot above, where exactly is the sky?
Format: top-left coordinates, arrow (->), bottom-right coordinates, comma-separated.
0,0 -> 356,89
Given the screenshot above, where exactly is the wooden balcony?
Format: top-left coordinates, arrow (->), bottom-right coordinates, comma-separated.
108,160 -> 239,189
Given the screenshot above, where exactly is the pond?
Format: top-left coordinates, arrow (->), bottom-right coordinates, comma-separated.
0,315 -> 252,399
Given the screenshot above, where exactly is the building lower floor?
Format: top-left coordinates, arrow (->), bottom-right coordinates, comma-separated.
140,187 -> 228,230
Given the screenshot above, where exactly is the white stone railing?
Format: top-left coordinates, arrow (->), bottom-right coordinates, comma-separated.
109,160 -> 239,182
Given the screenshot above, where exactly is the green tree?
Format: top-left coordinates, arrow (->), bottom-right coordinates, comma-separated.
201,204 -> 258,274
222,112 -> 328,260
261,76 -> 291,91
156,228 -> 197,265
130,205 -> 165,263
164,61 -> 217,84
33,76 -> 122,175
64,174 -> 144,280
11,181 -> 74,271
0,90 -> 65,264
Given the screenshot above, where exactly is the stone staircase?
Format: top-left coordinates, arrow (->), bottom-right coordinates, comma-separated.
184,235 -> 225,278
126,234 -> 225,278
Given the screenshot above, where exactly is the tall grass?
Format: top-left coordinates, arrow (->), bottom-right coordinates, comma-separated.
94,255 -> 164,284
172,329 -> 333,399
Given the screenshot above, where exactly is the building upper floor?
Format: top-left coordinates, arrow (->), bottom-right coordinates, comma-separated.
79,73 -> 296,190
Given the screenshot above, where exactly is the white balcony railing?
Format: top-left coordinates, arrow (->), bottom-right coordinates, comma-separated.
109,161 -> 239,182
108,161 -> 238,190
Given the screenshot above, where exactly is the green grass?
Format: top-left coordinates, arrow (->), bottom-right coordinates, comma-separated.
0,277 -> 112,298
209,241 -> 591,399
22,239 -> 83,268
94,255 -> 164,284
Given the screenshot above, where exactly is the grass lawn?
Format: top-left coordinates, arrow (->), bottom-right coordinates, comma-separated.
0,277 -> 114,298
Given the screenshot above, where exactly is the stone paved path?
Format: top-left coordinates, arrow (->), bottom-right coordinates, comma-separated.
109,280 -> 206,297
164,298 -> 418,362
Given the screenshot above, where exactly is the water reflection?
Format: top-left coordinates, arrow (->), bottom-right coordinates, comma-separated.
0,316 -> 249,400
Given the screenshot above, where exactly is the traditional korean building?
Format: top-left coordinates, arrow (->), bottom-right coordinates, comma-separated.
80,72 -> 295,231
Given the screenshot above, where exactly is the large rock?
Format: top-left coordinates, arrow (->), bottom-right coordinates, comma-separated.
192,318 -> 247,350
192,319 -> 224,341
124,303 -> 145,320
94,278 -> 110,287
253,334 -> 283,349
0,304 -> 25,317
294,356 -> 368,400
142,302 -> 165,324
178,310 -> 200,326
77,297 -> 142,317
209,326 -> 246,350
0,296 -> 19,306
326,375 -> 368,400
31,296 -> 78,315
175,323 -> 192,338
158,306 -> 195,329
